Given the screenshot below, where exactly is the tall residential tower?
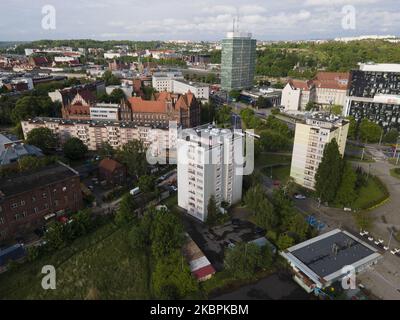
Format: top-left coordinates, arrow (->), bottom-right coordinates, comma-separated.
221,32 -> 256,92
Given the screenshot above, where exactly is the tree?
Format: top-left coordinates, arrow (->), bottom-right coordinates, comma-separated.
244,184 -> 276,230
114,193 -> 136,227
215,105 -> 232,127
229,90 -> 241,101
276,234 -> 295,250
256,96 -> 271,109
109,88 -> 126,103
102,70 -> 120,86
129,211 -> 153,252
98,142 -> 115,159
359,119 -> 383,143
138,175 -> 155,193
315,139 -> 343,204
117,140 -> 147,177
69,209 -> 92,237
383,128 -> 399,143
347,116 -> 358,140
224,243 -> 272,280
205,195 -> 218,226
152,250 -> 198,299
240,108 -> 255,128
151,209 -> 184,260
335,161 -> 358,207
330,104 -> 343,116
305,101 -> 316,111
63,137 -> 88,160
200,102 -> 216,124
44,221 -> 67,250
26,127 -> 57,154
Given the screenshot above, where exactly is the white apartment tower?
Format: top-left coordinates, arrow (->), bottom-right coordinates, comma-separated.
290,114 -> 349,190
177,126 -> 244,222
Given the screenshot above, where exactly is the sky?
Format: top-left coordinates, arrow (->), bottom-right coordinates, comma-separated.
0,0 -> 399,41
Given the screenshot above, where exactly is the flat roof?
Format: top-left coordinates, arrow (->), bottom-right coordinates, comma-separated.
281,229 -> 381,284
0,162 -> 78,198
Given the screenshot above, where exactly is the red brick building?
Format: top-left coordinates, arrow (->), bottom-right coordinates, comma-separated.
61,89 -> 96,120
0,163 -> 83,243
126,91 -> 201,128
98,158 -> 126,186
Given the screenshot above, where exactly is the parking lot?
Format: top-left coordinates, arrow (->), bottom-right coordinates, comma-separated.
181,213 -> 264,271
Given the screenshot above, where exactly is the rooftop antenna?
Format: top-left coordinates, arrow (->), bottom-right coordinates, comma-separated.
232,17 -> 236,32
236,8 -> 240,32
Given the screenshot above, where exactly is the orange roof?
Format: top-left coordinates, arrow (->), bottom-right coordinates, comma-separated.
128,96 -> 166,113
99,158 -> 123,172
289,79 -> 313,91
175,91 -> 194,110
313,72 -> 350,90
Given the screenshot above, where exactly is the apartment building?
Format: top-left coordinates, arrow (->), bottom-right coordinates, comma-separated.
290,114 -> 349,190
21,118 -> 177,160
0,162 -> 82,242
177,125 -> 243,222
345,63 -> 400,131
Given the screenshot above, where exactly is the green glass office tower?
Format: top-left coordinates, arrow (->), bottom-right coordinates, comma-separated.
221,32 -> 256,92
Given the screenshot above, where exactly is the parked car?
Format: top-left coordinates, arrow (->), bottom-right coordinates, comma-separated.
130,187 -> 140,196
368,236 -> 374,241
294,194 -> 306,200
390,248 -> 400,255
343,207 -> 352,212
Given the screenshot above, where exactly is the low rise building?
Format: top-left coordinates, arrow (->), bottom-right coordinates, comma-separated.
98,158 -> 126,186
0,162 -> 83,242
172,79 -> 209,100
182,234 -> 216,282
281,80 -> 315,111
290,114 -> 349,190
281,229 -> 382,293
0,134 -> 43,167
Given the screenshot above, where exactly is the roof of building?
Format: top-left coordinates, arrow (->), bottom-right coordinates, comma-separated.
192,264 -> 216,280
0,134 -> 43,166
281,229 -> 381,285
0,162 -> 78,199
313,72 -> 350,90
288,79 -> 314,91
98,158 -> 123,173
0,244 -> 27,267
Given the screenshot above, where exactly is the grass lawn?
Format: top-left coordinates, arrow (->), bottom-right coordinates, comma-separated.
255,153 -> 292,168
352,177 -> 389,210
262,165 -> 291,183
0,223 -> 151,299
390,168 -> 400,180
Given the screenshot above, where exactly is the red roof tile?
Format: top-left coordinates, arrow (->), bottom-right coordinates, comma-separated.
99,158 -> 123,172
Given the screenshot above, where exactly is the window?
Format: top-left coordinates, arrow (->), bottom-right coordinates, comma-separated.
10,203 -> 18,209
42,193 -> 47,199
0,216 -> 4,224
32,196 -> 36,202
20,200 -> 25,206
34,207 -> 38,214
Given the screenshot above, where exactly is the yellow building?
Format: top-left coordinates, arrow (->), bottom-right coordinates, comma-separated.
290,114 -> 349,190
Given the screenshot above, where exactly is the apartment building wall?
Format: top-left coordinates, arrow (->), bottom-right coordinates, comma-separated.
177,128 -> 243,222
290,117 -> 349,190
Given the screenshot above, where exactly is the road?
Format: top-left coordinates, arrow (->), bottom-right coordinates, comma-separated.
260,146 -> 400,299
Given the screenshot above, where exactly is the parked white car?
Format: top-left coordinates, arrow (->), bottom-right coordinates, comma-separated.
294,194 -> 306,200
390,248 -> 400,255
368,236 -> 374,241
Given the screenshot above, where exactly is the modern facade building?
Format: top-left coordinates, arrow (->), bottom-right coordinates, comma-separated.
177,125 -> 243,222
89,103 -> 120,121
152,71 -> 184,92
172,79 -> 209,100
345,63 -> 400,131
0,162 -> 83,242
281,229 -> 382,293
221,32 -> 256,91
290,114 -> 349,190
